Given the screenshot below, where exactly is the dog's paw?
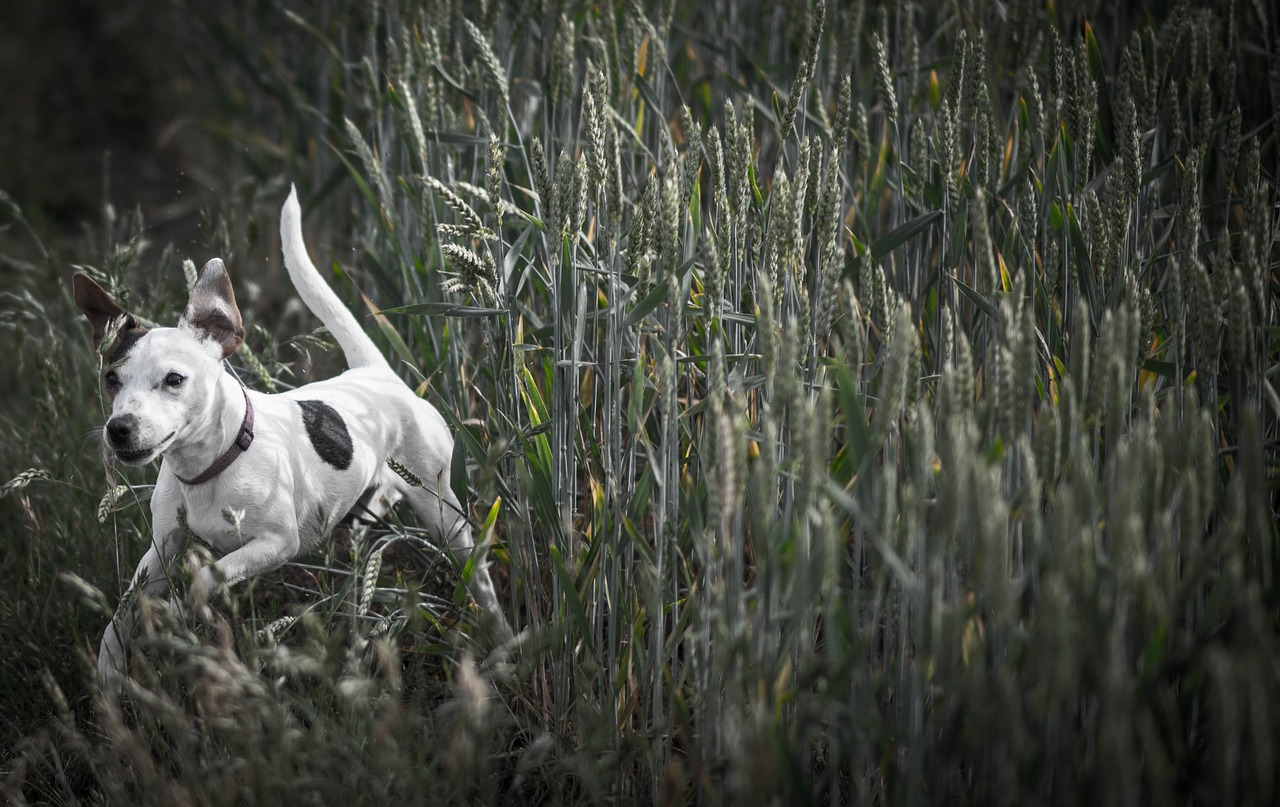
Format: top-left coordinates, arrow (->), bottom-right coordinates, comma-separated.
97,665 -> 127,701
190,565 -> 230,609
96,625 -> 128,698
167,596 -> 191,625
191,567 -> 215,603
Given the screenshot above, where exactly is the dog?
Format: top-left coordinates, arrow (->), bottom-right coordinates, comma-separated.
75,186 -> 509,692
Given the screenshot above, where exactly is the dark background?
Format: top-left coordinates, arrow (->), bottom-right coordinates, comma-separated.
0,0 -> 216,242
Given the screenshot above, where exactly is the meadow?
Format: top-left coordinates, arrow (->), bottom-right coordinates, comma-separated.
1,0 -> 1278,803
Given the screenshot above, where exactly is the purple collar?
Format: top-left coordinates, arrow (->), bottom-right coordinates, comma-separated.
177,387 -> 255,485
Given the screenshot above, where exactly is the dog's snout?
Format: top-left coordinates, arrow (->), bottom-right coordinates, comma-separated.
106,415 -> 137,447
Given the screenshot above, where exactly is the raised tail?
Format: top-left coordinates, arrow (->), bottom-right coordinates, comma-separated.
280,185 -> 388,370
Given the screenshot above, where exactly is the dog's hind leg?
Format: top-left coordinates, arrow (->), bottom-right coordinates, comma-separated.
399,481 -> 511,636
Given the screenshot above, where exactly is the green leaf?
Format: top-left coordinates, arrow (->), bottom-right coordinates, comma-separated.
1065,203 -> 1100,317
634,72 -> 665,130
382,302 -> 507,317
1138,624 -> 1168,682
422,130 -> 493,146
327,143 -> 379,214
1141,358 -> 1177,379
450,433 -> 469,508
623,281 -> 670,329
1084,22 -> 1114,163
519,365 -> 553,472
951,274 -> 999,320
832,362 -> 870,481
870,210 -> 942,260
548,545 -> 593,641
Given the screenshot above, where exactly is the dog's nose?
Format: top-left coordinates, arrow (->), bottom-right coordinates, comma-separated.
106,415 -> 136,447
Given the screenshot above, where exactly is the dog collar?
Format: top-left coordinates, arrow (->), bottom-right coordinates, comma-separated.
177,387 -> 255,485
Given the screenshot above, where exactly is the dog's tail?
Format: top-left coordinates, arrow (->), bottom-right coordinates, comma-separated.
280,185 -> 388,370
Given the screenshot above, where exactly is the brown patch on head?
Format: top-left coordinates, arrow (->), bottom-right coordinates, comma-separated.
182,258 -> 245,359
73,273 -> 148,358
103,326 -> 150,366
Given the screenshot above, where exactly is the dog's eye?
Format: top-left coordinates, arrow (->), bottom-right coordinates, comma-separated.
164,372 -> 185,388
104,370 -> 119,389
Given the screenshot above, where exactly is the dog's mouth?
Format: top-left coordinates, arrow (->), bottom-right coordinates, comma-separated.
114,432 -> 176,465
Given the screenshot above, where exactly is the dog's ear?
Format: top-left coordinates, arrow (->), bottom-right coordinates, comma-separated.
73,273 -> 140,349
180,258 -> 245,359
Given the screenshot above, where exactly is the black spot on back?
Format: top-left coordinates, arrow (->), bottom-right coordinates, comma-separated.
104,327 -> 149,366
298,400 -> 354,470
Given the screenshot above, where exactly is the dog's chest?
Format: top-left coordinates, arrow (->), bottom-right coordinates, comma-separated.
176,485 -> 292,552
171,460 -> 363,553
160,389 -> 393,551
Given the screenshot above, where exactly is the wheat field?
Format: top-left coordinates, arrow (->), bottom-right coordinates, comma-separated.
1,0 -> 1278,803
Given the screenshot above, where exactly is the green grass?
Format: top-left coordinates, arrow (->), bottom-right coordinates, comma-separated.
2,0 -> 1279,803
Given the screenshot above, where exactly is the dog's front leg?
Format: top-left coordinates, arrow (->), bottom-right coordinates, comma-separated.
191,528 -> 300,603
99,533 -> 181,693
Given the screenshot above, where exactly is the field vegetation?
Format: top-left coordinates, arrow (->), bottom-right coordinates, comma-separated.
1,0 -> 1278,803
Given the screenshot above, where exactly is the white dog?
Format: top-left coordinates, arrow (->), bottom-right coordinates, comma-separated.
75,186 -> 508,692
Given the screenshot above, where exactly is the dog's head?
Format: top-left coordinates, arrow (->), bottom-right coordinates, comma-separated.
73,260 -> 245,465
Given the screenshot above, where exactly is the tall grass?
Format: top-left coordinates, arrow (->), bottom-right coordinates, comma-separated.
2,0 -> 1278,803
